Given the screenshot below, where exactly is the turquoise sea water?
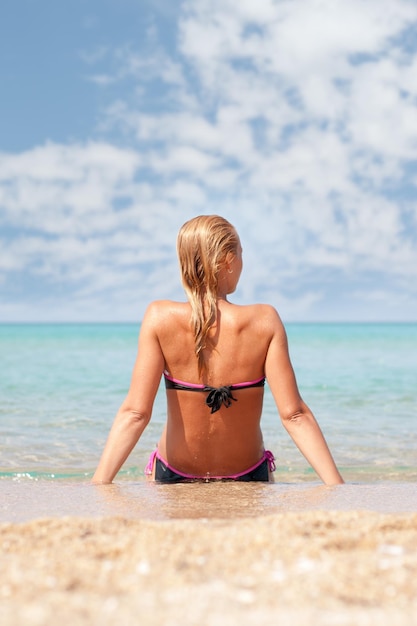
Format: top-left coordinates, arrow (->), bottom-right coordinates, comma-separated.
0,322 -> 416,484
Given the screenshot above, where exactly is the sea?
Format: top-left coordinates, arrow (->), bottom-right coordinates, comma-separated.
1,322 -> 416,521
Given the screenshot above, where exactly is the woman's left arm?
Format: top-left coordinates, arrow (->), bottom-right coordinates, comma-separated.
92,303 -> 164,484
264,307 -> 344,486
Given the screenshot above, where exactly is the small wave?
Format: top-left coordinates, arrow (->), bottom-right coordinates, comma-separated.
0,470 -> 92,482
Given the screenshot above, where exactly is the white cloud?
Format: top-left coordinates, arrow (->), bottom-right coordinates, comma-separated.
0,142 -> 139,182
1,0 -> 417,321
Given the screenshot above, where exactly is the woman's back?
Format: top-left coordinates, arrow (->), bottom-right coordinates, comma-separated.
154,298 -> 275,476
157,299 -> 272,384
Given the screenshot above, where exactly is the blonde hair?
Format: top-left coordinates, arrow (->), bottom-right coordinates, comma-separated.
177,215 -> 239,377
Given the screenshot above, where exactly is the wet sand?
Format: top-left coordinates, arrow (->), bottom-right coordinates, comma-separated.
1,481 -> 417,625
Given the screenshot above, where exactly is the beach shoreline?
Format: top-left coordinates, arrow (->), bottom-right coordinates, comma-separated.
2,479 -> 417,524
2,510 -> 417,626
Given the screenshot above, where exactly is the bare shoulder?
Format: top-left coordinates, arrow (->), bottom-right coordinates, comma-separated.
144,300 -> 188,319
251,303 -> 282,321
142,300 -> 190,333
238,303 -> 286,335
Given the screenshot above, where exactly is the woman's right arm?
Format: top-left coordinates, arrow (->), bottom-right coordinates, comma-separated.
264,307 -> 344,485
92,303 -> 165,484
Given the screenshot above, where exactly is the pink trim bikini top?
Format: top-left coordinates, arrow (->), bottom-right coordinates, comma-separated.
163,372 -> 265,414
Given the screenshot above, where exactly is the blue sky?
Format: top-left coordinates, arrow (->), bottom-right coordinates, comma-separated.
1,0 -> 417,322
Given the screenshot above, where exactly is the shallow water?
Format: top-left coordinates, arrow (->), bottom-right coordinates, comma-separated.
1,480 -> 417,523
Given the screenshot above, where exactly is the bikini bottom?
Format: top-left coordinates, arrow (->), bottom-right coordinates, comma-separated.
145,449 -> 276,483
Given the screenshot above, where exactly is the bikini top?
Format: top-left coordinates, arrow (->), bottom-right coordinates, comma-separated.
163,372 -> 265,414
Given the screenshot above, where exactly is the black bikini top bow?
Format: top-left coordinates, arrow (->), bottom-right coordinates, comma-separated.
204,385 -> 237,413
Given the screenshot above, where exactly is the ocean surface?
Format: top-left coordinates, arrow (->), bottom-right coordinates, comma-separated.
1,322 -> 416,521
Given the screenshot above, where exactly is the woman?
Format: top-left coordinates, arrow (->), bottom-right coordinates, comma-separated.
92,215 -> 344,485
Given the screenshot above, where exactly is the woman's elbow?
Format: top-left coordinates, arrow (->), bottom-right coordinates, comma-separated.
131,409 -> 151,428
118,405 -> 151,430
280,404 -> 311,427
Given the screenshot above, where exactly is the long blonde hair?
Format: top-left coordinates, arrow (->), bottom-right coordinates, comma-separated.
177,215 -> 239,377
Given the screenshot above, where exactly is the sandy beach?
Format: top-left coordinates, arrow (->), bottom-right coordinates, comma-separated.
1,481 -> 417,626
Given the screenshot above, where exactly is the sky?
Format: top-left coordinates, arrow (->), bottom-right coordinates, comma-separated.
1,0 -> 417,323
